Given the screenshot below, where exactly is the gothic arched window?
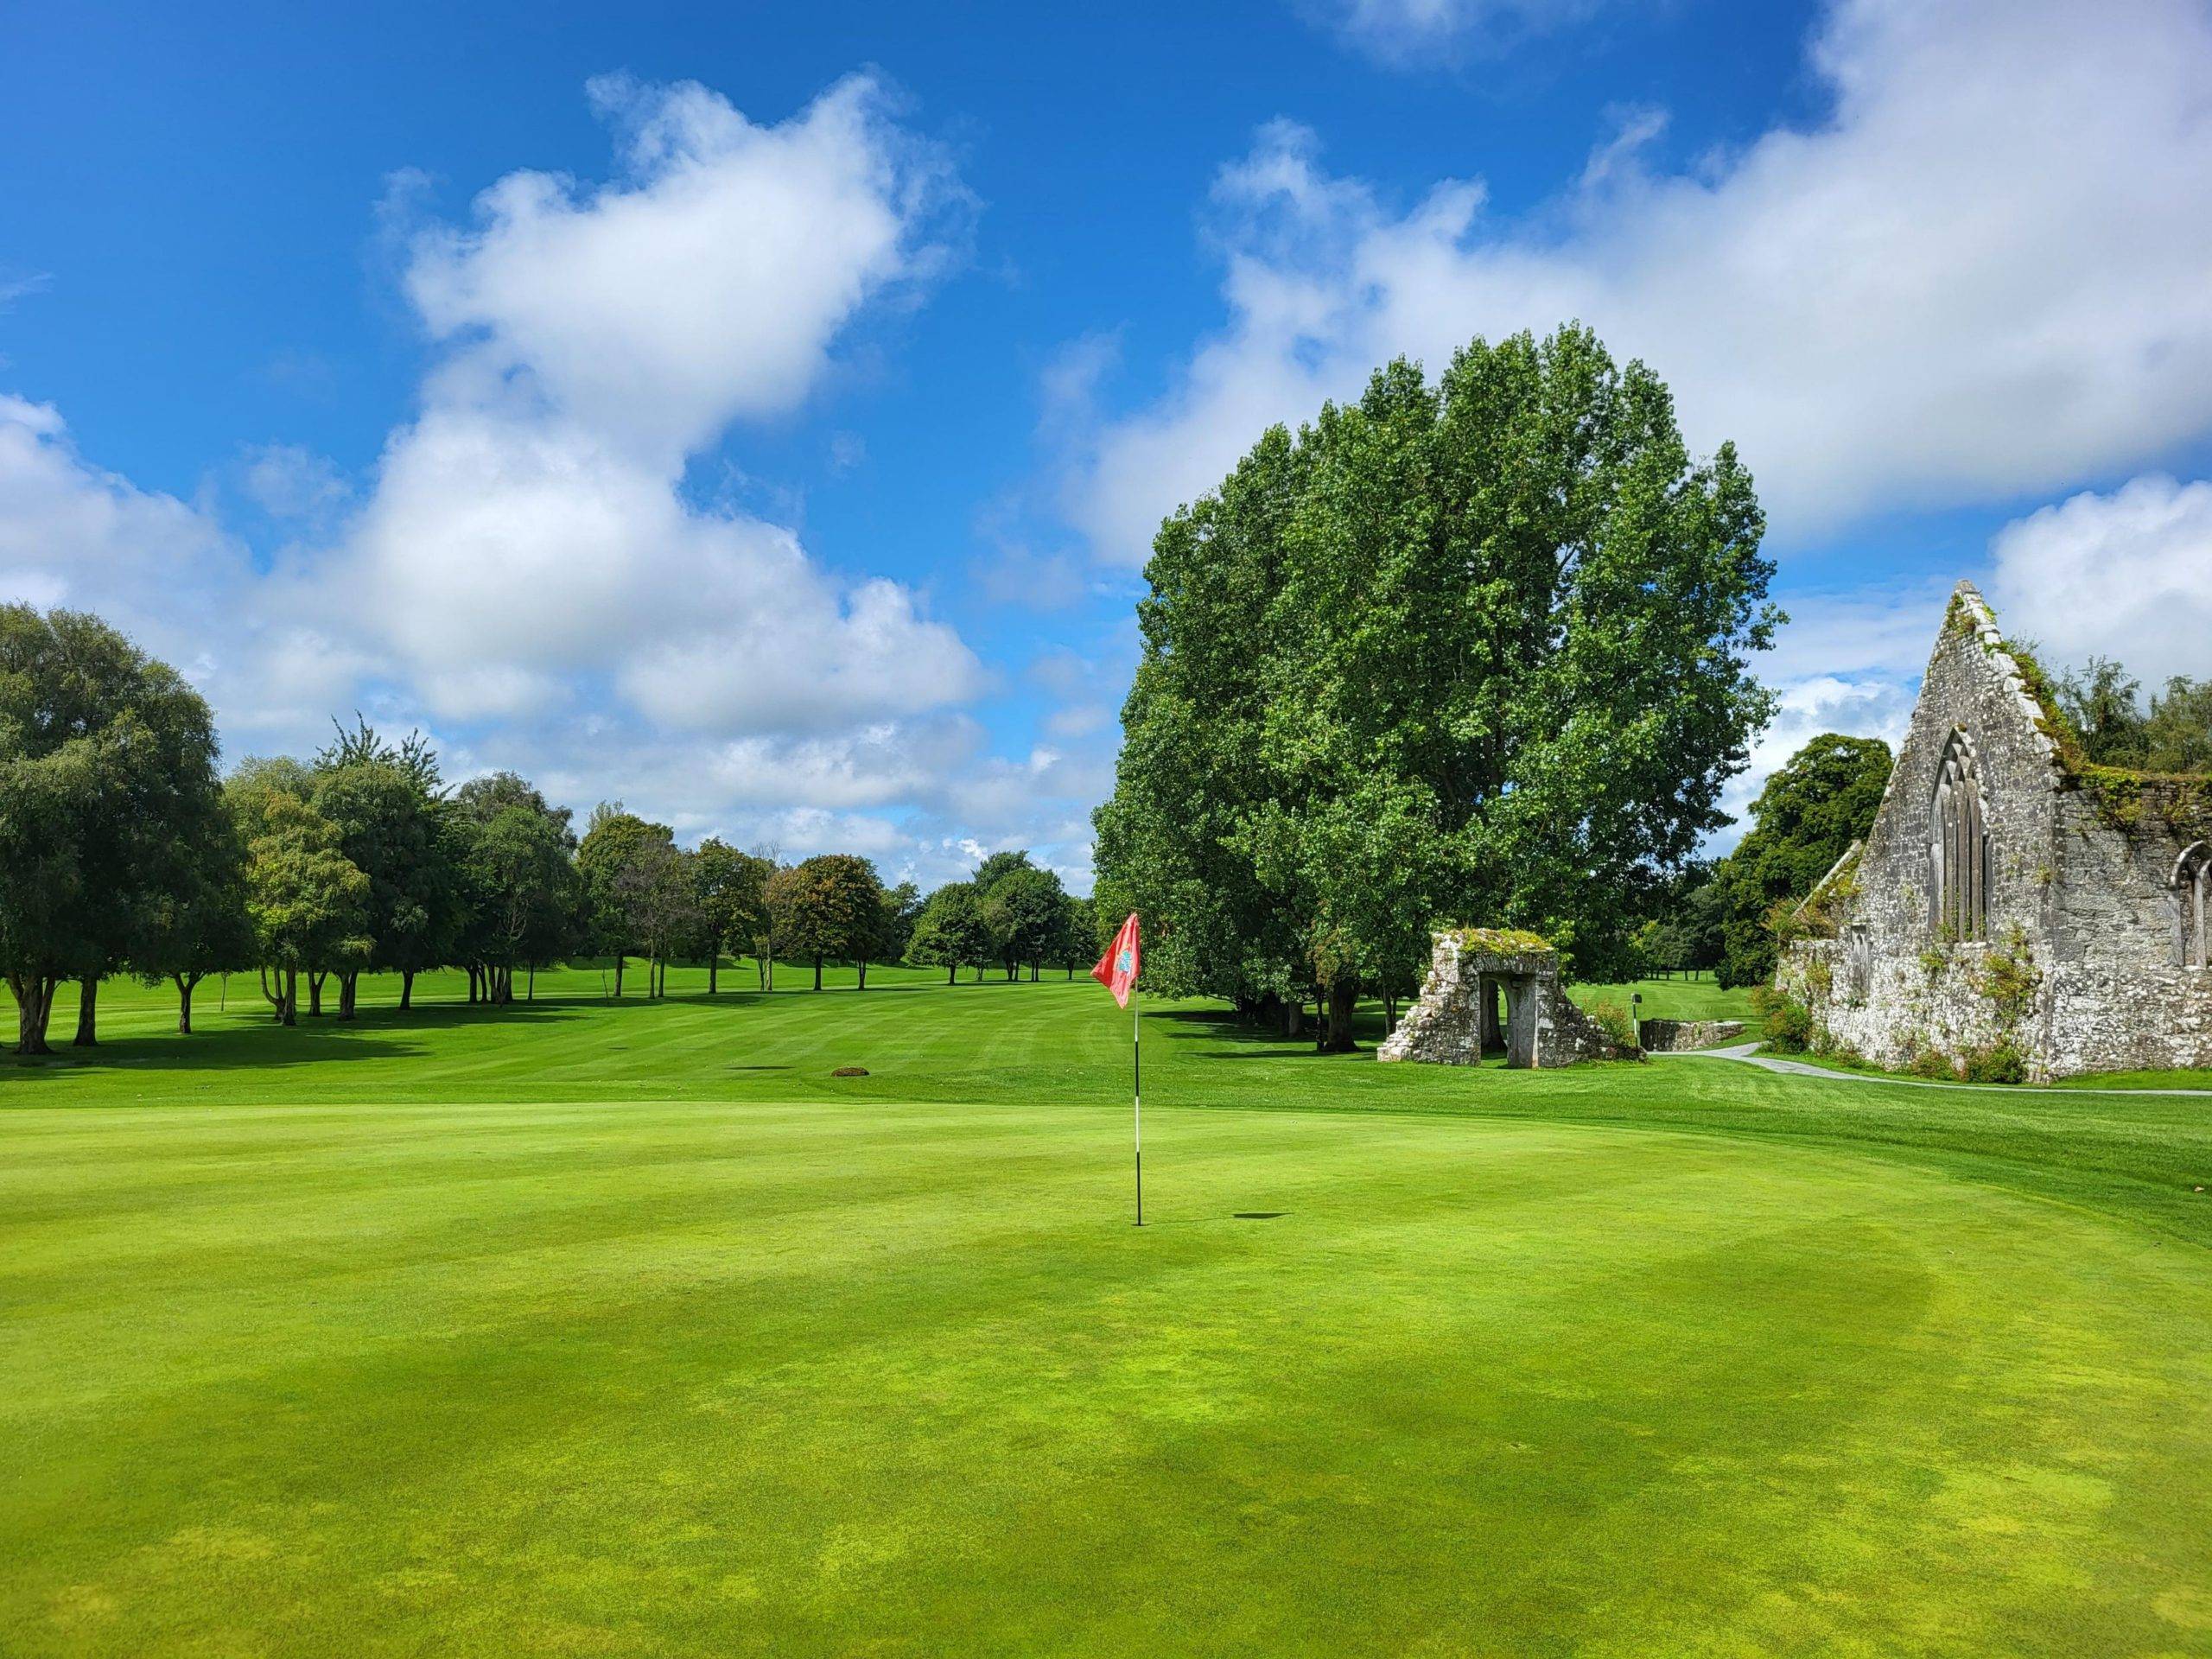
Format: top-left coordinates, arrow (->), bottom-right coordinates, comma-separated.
1930,731 -> 1990,941
2177,842 -> 2210,969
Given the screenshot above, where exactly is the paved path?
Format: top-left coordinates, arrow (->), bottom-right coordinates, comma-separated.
1657,1043 -> 2212,1098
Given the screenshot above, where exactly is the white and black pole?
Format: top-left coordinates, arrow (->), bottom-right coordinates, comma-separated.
1132,979 -> 1143,1227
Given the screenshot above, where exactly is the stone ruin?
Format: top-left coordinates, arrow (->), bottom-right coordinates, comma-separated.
1777,580 -> 2212,1080
1378,929 -> 1642,1068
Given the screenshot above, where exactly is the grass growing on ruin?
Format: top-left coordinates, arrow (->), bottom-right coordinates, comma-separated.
5,973 -> 2211,1656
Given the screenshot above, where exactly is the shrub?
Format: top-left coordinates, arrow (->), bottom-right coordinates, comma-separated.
1908,1046 -> 1959,1081
1749,984 -> 1813,1052
1960,1042 -> 2027,1084
1583,997 -> 1644,1058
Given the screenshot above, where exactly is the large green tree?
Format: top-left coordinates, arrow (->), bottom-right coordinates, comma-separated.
0,607 -> 227,1052
453,772 -> 578,1003
905,880 -> 992,984
1710,733 -> 1893,988
234,785 -> 371,1026
131,796 -> 254,1034
312,721 -> 462,1020
576,805 -> 659,997
692,838 -> 772,995
766,855 -> 886,990
1096,326 -> 1780,1050
979,861 -> 1069,981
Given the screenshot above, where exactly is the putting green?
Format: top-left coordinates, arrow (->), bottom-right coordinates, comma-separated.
5,969 -> 2211,1654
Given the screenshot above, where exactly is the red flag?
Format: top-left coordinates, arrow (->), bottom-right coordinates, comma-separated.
1092,912 -> 1141,1008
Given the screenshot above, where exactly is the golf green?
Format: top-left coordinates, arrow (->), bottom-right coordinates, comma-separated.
4,969 -> 2210,1656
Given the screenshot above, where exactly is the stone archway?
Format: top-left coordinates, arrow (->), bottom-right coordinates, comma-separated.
1379,928 -> 1643,1070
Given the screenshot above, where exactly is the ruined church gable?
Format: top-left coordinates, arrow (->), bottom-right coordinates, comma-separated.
1778,581 -> 2212,1079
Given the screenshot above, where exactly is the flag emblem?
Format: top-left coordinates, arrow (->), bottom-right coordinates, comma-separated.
1092,913 -> 1141,1008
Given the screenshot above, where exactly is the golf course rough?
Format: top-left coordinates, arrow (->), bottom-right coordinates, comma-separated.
4,965 -> 2210,1656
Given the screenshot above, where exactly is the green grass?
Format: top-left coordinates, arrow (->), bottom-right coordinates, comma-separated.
6,970 -> 2212,1656
1568,974 -> 1756,1023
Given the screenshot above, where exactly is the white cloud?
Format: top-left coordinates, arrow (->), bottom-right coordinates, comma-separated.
1308,0 -> 1611,65
0,396 -> 348,754
1,76 -> 1093,883
345,74 -> 982,728
1988,474 -> 2212,688
1713,671 -> 1916,850
1071,0 -> 2212,561
404,73 -> 956,455
239,444 -> 349,522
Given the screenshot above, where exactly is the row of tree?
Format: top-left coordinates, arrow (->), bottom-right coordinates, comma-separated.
1092,325 -> 1781,1049
0,606 -> 1100,1056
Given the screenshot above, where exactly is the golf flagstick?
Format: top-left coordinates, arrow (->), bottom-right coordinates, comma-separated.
1133,977 -> 1141,1227
1091,912 -> 1144,1227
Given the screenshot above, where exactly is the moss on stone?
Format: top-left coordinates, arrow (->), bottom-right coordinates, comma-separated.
1444,926 -> 1556,956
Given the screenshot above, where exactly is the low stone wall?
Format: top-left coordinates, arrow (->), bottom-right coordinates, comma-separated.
1637,1019 -> 1747,1052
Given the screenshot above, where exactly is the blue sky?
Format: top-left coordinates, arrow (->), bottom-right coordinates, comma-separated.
5,0 -> 2211,891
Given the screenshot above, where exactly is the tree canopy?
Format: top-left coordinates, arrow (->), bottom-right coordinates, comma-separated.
1095,325 -> 1780,1049
2058,658 -> 2212,774
0,607 -> 229,1052
1709,733 -> 1893,988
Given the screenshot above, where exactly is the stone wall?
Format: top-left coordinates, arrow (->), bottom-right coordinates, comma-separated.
1777,581 -> 2212,1079
1637,1019 -> 1747,1052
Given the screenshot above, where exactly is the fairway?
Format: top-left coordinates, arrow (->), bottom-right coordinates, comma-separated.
7,973 -> 2212,1656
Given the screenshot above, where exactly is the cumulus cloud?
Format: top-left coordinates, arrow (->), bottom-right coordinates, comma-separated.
1988,474 -> 2212,688
1071,0 -> 2212,561
0,396 -> 358,753
346,73 -> 982,727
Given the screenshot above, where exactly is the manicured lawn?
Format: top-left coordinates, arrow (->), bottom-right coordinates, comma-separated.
1569,974 -> 1756,1023
5,972 -> 2211,1656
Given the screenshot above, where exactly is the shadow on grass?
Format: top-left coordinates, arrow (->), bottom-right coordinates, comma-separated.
2,997 -> 588,1089
1149,1004 -> 1408,1061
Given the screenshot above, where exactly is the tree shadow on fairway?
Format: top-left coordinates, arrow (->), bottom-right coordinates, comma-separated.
0,998 -> 585,1093
1151,1004 -> 1405,1060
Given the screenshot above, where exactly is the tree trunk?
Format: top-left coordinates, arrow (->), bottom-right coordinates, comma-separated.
613,955 -> 626,997
73,976 -> 98,1046
282,967 -> 299,1027
948,962 -> 957,985
175,973 -> 197,1035
976,963 -> 986,983
338,972 -> 358,1021
11,974 -> 52,1056
307,970 -> 325,1017
400,969 -> 415,1012
1382,993 -> 1398,1034
709,950 -> 719,996
1274,995 -> 1303,1040
528,963 -> 536,1001
857,959 -> 868,990
813,955 -> 823,992
1318,978 -> 1358,1053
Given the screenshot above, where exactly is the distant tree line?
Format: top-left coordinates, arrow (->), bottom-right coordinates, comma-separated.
0,605 -> 1096,1057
